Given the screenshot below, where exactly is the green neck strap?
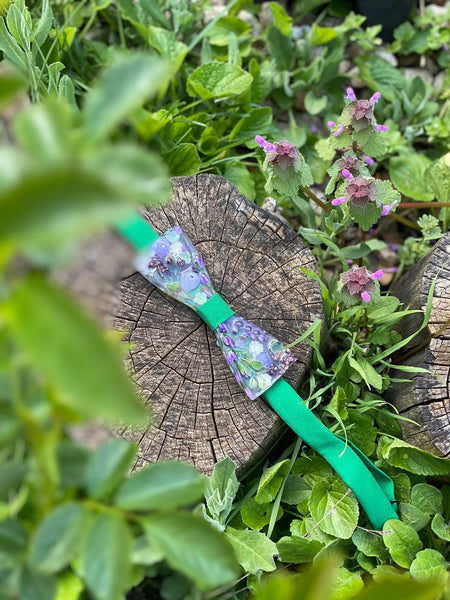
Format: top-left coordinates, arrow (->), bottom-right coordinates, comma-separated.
116,213 -> 398,529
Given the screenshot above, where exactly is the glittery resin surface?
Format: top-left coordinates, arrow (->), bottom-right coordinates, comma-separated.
135,226 -> 297,399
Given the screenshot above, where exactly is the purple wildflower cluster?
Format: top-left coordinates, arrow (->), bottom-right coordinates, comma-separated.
339,266 -> 383,303
331,169 -> 397,217
328,88 -> 389,139
255,135 -> 299,170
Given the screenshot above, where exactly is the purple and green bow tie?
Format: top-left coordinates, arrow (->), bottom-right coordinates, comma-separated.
117,213 -> 399,530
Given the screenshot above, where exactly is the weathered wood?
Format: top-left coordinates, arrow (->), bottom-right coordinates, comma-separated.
57,174 -> 324,474
386,233 -> 450,457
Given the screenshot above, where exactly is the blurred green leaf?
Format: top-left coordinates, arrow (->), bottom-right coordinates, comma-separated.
4,277 -> 147,424
143,512 -> 240,590
389,154 -> 434,201
31,503 -> 89,573
163,142 -> 200,176
115,460 -> 205,511
147,26 -> 188,74
81,513 -> 132,600
277,536 -> 323,563
0,69 -> 25,109
18,565 -> 55,600
410,549 -> 449,585
84,54 -> 170,141
86,439 -> 137,500
229,107 -> 272,141
186,62 -> 252,99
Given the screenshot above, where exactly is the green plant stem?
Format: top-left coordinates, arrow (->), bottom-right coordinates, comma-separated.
387,211 -> 421,231
398,202 -> 450,209
300,185 -> 331,214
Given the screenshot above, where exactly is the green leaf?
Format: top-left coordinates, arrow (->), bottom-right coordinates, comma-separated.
266,26 -> 293,70
81,513 -> 132,600
147,26 -> 188,74
269,3 -> 292,36
163,143 -> 200,176
330,567 -> 364,600
86,439 -> 137,500
229,107 -> 272,141
281,475 -> 312,506
143,512 -> 239,589
426,152 -> 450,203
4,277 -> 146,424
304,90 -> 327,115
89,143 -> 170,206
382,519 -> 422,568
355,54 -> 405,101
349,202 -> 382,232
115,460 -> 205,511
310,24 -> 337,45
224,162 -> 255,200
55,572 -> 83,600
18,565 -> 55,600
240,498 -> 282,531
410,483 -> 442,515
31,503 -> 88,573
0,69 -> 25,109
389,154 -> 434,202
351,529 -> 389,560
410,549 -> 449,586
277,535 -> 323,563
353,576 -> 444,600
0,462 -> 27,499
292,456 -> 333,486
84,54 -> 170,141
378,436 -> 450,476
431,514 -> 450,541
205,457 -> 239,527
225,527 -> 277,574
0,166 -> 138,251
255,460 -> 290,504
348,356 -> 383,391
186,62 -> 252,99
308,479 -> 359,539
398,503 -> 430,532
206,16 -> 251,46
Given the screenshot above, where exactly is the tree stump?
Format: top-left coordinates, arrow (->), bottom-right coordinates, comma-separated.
385,233 -> 450,457
56,174 -> 324,474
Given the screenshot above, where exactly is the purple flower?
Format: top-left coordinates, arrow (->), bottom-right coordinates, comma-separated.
334,124 -> 345,137
369,92 -> 381,105
381,201 -> 396,216
341,169 -> 354,181
255,135 -> 277,152
374,124 -> 389,132
363,155 -> 375,166
344,175 -> 376,207
332,196 -> 347,206
347,87 -> 357,102
371,270 -> 384,280
327,120 -> 336,128
340,266 -> 378,302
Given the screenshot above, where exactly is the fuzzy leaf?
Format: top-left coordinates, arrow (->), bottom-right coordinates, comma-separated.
187,62 -> 252,99
431,514 -> 450,542
255,460 -> 290,504
410,549 -> 449,586
225,528 -> 277,574
308,479 -> 359,539
205,457 -> 239,527
382,519 -> 422,568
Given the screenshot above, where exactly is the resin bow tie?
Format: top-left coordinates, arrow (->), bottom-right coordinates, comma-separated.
117,213 -> 399,530
134,225 -> 297,400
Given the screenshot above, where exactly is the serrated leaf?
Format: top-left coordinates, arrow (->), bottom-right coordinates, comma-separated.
351,529 -> 389,560
309,479 -> 359,539
382,519 -> 422,568
389,154 -> 434,201
115,460 -> 205,511
86,439 -> 137,500
329,567 -> 364,600
80,513 -> 132,600
144,513 -> 239,589
163,142 -> 200,176
378,436 -> 450,476
31,503 -> 88,573
205,457 -> 239,527
431,514 -> 450,541
84,54 -> 170,141
4,277 -> 147,424
398,503 -> 430,532
410,549 -> 449,585
277,535 -> 323,563
225,527 -> 277,574
187,62 -> 252,99
349,202 -> 382,232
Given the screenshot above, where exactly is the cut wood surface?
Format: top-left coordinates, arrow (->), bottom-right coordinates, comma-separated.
386,233 -> 450,457
57,174 -> 324,474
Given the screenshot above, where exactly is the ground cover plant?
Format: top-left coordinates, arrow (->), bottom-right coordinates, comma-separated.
0,0 -> 449,599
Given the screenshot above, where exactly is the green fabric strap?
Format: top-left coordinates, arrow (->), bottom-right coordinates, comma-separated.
264,378 -> 399,530
116,212 -> 159,250
197,294 -> 235,330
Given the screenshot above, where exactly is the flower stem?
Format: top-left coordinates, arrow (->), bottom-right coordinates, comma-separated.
300,186 -> 331,214
398,202 -> 450,209
387,212 -> 421,231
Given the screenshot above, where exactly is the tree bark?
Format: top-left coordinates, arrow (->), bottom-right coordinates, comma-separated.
56,174 -> 324,474
385,233 -> 450,457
